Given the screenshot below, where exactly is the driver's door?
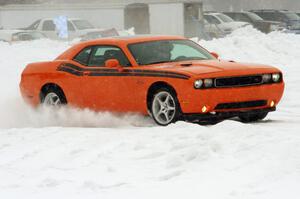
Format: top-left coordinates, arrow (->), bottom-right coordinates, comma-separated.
80,45 -> 138,112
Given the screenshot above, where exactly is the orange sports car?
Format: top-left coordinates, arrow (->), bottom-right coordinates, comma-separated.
20,35 -> 284,126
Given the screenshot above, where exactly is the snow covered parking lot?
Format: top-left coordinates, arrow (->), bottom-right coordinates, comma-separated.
0,27 -> 299,199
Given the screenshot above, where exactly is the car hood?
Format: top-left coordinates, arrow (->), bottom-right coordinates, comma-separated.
150,60 -> 280,78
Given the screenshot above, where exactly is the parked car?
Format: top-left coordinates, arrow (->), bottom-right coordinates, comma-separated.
204,12 -> 250,34
204,19 -> 226,39
0,30 -> 47,42
20,35 -> 284,126
80,28 -> 119,41
223,11 -> 282,33
21,18 -> 102,40
250,10 -> 300,33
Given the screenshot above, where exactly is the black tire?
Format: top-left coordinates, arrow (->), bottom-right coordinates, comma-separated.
41,86 -> 67,106
150,87 -> 181,126
238,112 -> 268,123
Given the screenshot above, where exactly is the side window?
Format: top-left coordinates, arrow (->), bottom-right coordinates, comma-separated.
276,13 -> 286,21
88,46 -> 131,67
261,12 -> 273,20
67,21 -> 75,31
224,13 -> 235,19
42,20 -> 56,31
74,47 -> 92,65
236,14 -> 251,22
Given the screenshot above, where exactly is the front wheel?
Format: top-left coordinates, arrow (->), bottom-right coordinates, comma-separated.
238,112 -> 268,123
150,88 -> 180,126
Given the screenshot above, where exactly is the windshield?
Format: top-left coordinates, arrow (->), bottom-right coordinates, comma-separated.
217,14 -> 234,22
24,20 -> 41,30
283,12 -> 300,20
247,12 -> 263,21
72,20 -> 94,30
128,40 -> 214,65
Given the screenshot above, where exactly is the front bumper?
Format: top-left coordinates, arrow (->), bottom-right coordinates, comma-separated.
182,107 -> 275,122
177,82 -> 284,114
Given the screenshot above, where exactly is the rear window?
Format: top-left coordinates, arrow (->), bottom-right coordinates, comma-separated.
74,47 -> 92,65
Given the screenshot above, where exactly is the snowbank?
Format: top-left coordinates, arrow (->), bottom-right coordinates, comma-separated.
0,27 -> 300,199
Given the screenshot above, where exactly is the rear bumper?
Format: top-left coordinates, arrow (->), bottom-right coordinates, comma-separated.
182,107 -> 275,122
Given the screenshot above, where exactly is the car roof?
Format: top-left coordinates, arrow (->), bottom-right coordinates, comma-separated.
56,35 -> 186,60
81,35 -> 186,45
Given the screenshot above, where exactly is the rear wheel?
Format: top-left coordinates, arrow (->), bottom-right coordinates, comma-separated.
238,112 -> 268,123
150,88 -> 180,126
41,87 -> 67,106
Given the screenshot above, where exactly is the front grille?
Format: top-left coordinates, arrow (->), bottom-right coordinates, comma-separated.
215,100 -> 267,110
215,75 -> 263,88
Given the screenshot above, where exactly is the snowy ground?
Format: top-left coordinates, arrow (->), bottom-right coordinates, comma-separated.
0,27 -> 299,199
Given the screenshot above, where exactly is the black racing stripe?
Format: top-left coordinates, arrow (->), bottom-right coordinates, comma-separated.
88,72 -> 189,79
58,66 -> 83,76
58,67 -> 188,79
61,63 -> 190,79
63,63 -> 116,72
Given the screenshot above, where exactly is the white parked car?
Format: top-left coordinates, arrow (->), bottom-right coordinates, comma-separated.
204,12 -> 250,34
0,30 -> 47,42
204,19 -> 226,39
21,18 -> 102,40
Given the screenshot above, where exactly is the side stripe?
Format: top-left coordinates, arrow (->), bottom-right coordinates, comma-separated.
58,63 -> 190,80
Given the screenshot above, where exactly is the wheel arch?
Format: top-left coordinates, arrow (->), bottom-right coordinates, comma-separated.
146,81 -> 178,112
39,83 -> 66,103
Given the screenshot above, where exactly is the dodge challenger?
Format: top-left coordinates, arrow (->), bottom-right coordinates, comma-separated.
20,35 -> 285,126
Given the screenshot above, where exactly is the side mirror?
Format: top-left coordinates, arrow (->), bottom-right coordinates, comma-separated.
105,59 -> 123,72
210,52 -> 219,59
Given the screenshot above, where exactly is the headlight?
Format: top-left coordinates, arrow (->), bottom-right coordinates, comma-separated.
262,74 -> 272,83
204,79 -> 214,88
194,80 -> 203,89
272,73 -> 281,82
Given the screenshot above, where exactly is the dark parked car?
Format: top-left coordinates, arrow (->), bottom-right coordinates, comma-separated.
223,11 -> 282,33
250,10 -> 300,33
